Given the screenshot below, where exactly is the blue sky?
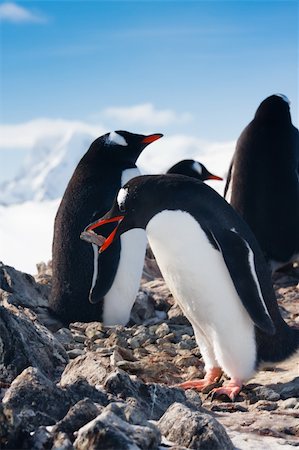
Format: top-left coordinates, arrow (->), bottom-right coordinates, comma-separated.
0,0 -> 298,182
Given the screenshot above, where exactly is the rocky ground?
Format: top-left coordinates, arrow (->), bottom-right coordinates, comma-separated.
0,258 -> 298,449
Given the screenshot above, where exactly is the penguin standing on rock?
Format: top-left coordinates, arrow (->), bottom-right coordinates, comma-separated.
83,174 -> 299,401
224,94 -> 299,272
50,131 -> 163,325
167,159 -> 222,182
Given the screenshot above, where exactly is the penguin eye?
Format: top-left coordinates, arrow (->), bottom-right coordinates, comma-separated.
117,188 -> 128,213
119,203 -> 126,213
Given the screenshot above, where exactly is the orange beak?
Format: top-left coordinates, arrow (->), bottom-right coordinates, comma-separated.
141,133 -> 163,144
86,215 -> 124,253
207,173 -> 223,181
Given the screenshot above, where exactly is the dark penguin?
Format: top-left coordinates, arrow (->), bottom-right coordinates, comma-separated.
224,94 -> 299,272
167,159 -> 222,182
50,131 -> 163,325
85,174 -> 299,400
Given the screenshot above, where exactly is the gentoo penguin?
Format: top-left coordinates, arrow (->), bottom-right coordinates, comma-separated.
49,131 -> 163,325
84,174 -> 299,400
167,159 -> 222,182
224,94 -> 299,272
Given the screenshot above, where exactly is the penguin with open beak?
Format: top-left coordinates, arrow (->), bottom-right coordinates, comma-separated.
82,174 -> 299,401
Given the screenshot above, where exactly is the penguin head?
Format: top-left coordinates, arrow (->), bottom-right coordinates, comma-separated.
85,174 -> 203,253
104,130 -> 163,164
167,159 -> 222,182
254,94 -> 291,122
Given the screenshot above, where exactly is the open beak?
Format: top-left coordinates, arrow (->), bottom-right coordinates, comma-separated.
206,173 -> 223,181
86,215 -> 124,253
141,133 -> 163,145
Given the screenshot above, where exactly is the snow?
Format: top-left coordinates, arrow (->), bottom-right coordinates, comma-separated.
0,199 -> 60,274
0,131 -> 234,274
0,129 -> 98,205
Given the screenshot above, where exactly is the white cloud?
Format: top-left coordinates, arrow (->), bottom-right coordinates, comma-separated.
102,103 -> 193,128
0,2 -> 46,23
0,118 -> 104,149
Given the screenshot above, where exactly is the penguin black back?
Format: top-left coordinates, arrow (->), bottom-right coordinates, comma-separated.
50,131 -> 162,325
89,174 -> 299,399
224,94 -> 299,270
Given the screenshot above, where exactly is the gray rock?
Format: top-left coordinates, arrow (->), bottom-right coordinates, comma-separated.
60,352 -> 108,387
0,302 -> 68,383
51,431 -> 74,450
251,386 -> 281,402
104,369 -> 201,420
275,376 -> 299,399
167,305 -> 191,326
158,403 -> 234,449
74,409 -> 160,450
105,399 -> 157,430
65,379 -> 109,406
130,290 -> 156,325
3,367 -> 71,429
67,349 -> 86,359
0,263 -> 48,308
55,328 -> 75,347
0,402 -> 26,450
27,427 -> 75,450
53,398 -> 102,436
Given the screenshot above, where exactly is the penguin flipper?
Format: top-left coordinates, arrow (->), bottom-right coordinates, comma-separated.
89,240 -> 121,304
223,158 -> 233,199
210,228 -> 275,335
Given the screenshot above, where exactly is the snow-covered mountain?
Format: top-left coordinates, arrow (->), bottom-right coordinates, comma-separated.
0,130 -> 234,274
1,128 -> 234,206
0,129 -> 97,205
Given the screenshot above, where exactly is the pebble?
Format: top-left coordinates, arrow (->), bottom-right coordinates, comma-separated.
280,398 -> 299,409
67,349 -> 85,359
73,334 -> 86,344
155,323 -> 170,338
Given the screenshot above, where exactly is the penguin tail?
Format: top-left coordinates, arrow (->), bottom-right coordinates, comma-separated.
256,323 -> 299,365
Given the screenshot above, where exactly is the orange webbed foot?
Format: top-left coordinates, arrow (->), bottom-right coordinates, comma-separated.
211,379 -> 243,402
177,367 -> 223,392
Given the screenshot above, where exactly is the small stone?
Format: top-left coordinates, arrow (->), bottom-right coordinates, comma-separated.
60,353 -> 108,387
52,431 -> 74,450
281,398 -> 299,409
69,322 -> 89,332
130,291 -> 156,324
67,349 -> 85,359
252,386 -> 280,402
53,398 -> 102,435
278,377 -> 299,399
85,322 -> 106,339
155,323 -> 170,338
54,328 -> 75,346
73,334 -> 86,344
255,400 -> 278,411
210,403 -> 248,413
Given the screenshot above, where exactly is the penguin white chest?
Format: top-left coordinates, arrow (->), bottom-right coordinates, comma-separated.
146,210 -> 238,322
102,166 -> 146,325
146,210 -> 256,380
